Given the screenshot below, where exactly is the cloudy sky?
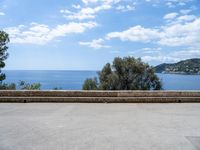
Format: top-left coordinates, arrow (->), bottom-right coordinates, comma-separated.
0,0 -> 200,70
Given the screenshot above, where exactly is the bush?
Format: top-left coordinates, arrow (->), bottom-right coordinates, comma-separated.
0,81 -> 42,90
0,83 -> 16,90
19,81 -> 41,90
82,56 -> 162,90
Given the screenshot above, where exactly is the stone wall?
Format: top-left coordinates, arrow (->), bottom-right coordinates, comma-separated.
0,90 -> 200,103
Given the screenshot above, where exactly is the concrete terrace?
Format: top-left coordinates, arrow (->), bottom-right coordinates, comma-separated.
0,103 -> 200,150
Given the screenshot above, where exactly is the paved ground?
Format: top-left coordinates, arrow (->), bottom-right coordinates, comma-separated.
0,103 -> 200,150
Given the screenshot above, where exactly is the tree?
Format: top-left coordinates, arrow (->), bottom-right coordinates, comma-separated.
82,56 -> 162,90
0,31 -> 9,83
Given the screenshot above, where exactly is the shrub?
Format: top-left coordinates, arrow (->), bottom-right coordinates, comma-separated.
19,81 -> 41,90
0,83 -> 16,90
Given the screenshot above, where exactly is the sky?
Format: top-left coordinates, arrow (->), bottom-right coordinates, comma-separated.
0,0 -> 200,70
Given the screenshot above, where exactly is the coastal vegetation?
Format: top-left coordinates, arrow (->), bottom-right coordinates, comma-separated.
0,83 -> 16,90
83,57 -> 162,90
0,81 -> 41,90
0,31 -> 9,84
18,81 -> 41,90
155,58 -> 200,75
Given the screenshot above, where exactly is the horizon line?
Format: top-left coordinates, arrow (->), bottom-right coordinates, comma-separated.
3,69 -> 100,71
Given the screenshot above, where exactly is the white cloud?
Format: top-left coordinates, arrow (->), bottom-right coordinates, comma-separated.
159,18 -> 200,46
177,15 -> 196,22
166,0 -> 192,2
106,16 -> 200,47
79,38 -> 110,49
5,22 -> 98,45
63,0 -> 137,20
142,47 -> 162,51
0,12 -> 5,16
165,0 -> 193,8
82,0 -> 99,5
128,47 -> 162,55
106,25 -> 160,42
180,9 -> 192,14
82,0 -> 121,5
163,11 -> 196,25
116,2 -> 137,11
163,12 -> 178,20
142,55 -> 179,63
171,48 -> 200,60
64,4 -> 112,20
116,5 -> 135,12
60,0 -> 142,21
60,9 -> 72,14
165,2 -> 174,8
72,4 -> 81,9
142,48 -> 200,63
141,47 -> 162,54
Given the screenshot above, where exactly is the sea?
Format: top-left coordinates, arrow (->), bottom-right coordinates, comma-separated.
3,70 -> 200,90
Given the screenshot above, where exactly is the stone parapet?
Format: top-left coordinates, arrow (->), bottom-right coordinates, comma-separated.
0,90 -> 200,103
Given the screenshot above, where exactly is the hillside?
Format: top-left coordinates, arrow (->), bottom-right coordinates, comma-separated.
154,58 -> 200,75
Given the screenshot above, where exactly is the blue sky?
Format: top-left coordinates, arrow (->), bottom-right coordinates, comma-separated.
0,0 -> 200,70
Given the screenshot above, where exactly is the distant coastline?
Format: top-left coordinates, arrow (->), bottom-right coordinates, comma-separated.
154,58 -> 200,75
158,72 -> 200,75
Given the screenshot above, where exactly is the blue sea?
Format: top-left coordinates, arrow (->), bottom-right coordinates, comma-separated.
3,70 -> 200,90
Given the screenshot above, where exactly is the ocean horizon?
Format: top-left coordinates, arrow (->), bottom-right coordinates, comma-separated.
3,70 -> 200,90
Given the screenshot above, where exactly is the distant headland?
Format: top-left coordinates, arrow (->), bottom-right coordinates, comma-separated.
154,58 -> 200,75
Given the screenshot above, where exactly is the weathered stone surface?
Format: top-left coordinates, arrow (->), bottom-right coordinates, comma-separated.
0,90 -> 118,97
117,91 -> 200,97
0,91 -> 200,103
0,90 -> 200,97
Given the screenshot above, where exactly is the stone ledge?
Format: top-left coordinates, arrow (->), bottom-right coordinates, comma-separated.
0,90 -> 200,97
0,91 -> 200,103
0,97 -> 200,103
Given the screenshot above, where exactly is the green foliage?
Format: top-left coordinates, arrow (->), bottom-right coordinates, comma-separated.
19,81 -> 41,90
82,56 -> 162,90
0,81 -> 42,90
0,83 -> 16,90
0,31 -> 9,83
82,77 -> 98,90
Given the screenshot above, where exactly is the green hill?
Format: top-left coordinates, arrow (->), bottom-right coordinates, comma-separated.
154,58 -> 200,75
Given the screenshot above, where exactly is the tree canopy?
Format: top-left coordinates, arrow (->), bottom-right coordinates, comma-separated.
0,31 -> 9,83
83,56 -> 162,90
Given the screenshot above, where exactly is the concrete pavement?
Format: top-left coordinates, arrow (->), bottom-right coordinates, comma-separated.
0,103 -> 200,150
